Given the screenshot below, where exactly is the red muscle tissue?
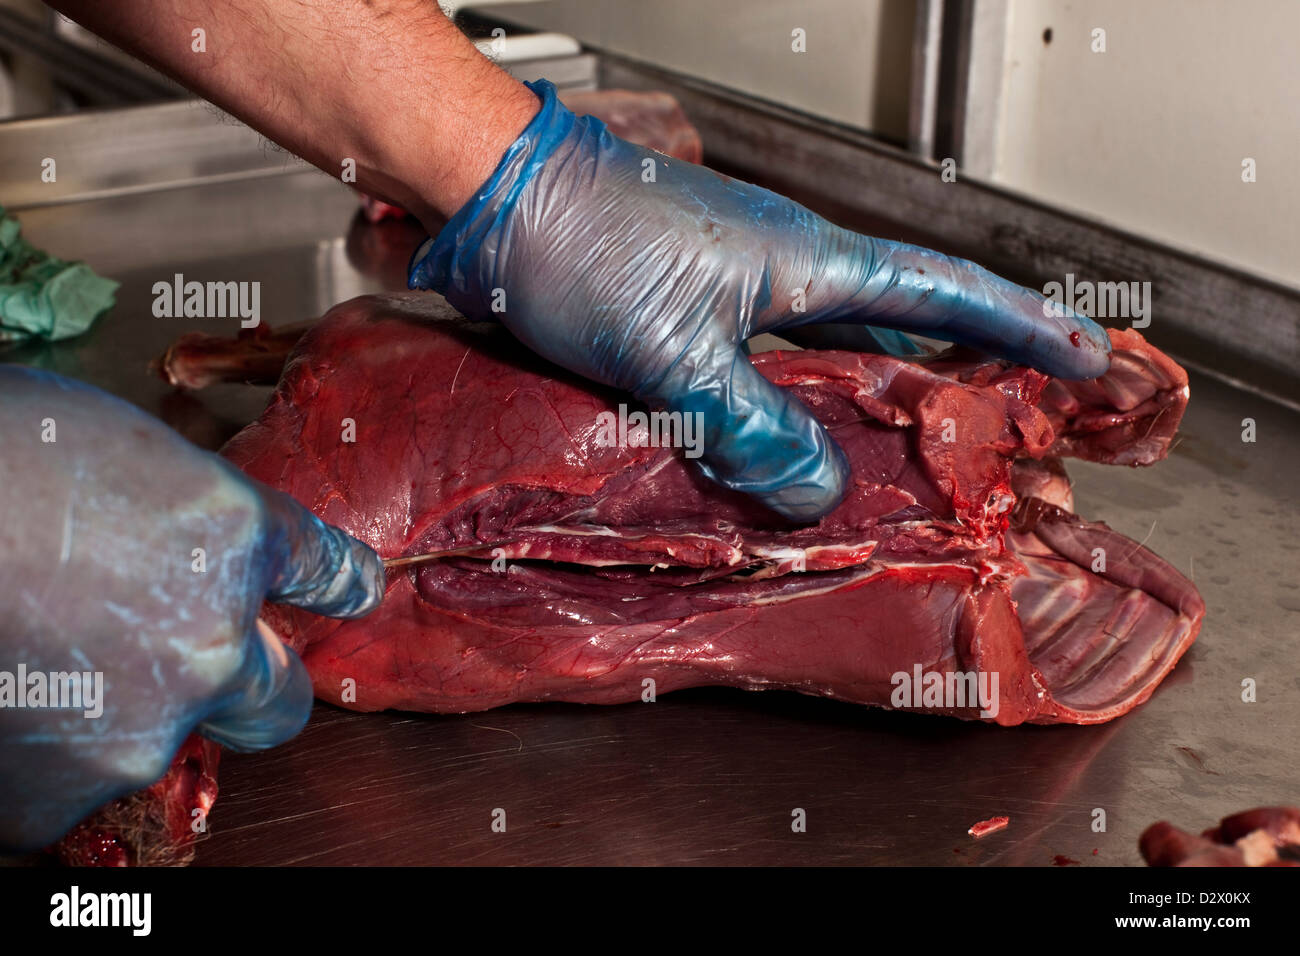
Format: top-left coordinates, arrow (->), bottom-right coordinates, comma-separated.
63,291 -> 1203,865
225,294 -> 1202,725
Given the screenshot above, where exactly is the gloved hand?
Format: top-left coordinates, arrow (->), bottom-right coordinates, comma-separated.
0,367 -> 384,851
411,80 -> 1111,521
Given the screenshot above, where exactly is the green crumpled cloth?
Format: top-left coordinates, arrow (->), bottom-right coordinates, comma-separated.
0,206 -> 118,345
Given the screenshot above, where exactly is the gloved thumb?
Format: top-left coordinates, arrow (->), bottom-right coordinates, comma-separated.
252,481 -> 386,618
652,344 -> 849,521
200,620 -> 313,751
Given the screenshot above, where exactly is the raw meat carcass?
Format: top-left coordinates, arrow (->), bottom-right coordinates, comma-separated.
218,293 -> 1203,726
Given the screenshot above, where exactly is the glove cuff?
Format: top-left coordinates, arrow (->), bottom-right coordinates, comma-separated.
407,78 -> 577,309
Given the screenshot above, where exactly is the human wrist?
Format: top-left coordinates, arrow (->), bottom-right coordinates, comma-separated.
408,79 -> 576,302
399,64 -> 541,228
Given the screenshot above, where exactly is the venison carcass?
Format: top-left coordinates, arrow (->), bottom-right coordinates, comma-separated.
219,293 -> 1204,726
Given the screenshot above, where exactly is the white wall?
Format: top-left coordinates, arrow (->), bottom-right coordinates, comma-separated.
989,0 -> 1297,288
481,0 -> 915,142
479,0 -> 1296,290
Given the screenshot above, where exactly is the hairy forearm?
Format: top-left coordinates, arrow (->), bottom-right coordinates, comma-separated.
46,0 -> 539,225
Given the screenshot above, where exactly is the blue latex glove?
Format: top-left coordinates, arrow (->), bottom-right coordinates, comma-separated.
411,80 -> 1110,521
0,367 -> 384,851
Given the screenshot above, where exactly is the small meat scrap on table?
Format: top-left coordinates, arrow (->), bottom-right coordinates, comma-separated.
968,816 -> 1010,839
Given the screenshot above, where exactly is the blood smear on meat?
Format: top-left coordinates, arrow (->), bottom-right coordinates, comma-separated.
968,815 -> 1010,838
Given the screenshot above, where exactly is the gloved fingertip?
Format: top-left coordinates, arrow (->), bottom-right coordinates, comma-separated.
288,526 -> 386,619
1054,313 -> 1112,380
199,620 -> 313,752
746,439 -> 850,521
691,362 -> 851,522
257,486 -> 386,618
1006,287 -> 1112,380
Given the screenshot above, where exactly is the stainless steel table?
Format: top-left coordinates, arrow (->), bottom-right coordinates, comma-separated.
3,98 -> 1297,867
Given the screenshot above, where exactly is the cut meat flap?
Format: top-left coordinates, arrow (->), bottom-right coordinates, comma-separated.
1007,499 -> 1200,722
220,292 -> 1204,726
926,330 -> 1189,467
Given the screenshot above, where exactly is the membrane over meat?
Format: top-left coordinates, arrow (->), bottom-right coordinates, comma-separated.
221,293 -> 1204,726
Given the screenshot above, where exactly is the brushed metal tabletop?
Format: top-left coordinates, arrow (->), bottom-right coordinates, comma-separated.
5,142 -> 1297,868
